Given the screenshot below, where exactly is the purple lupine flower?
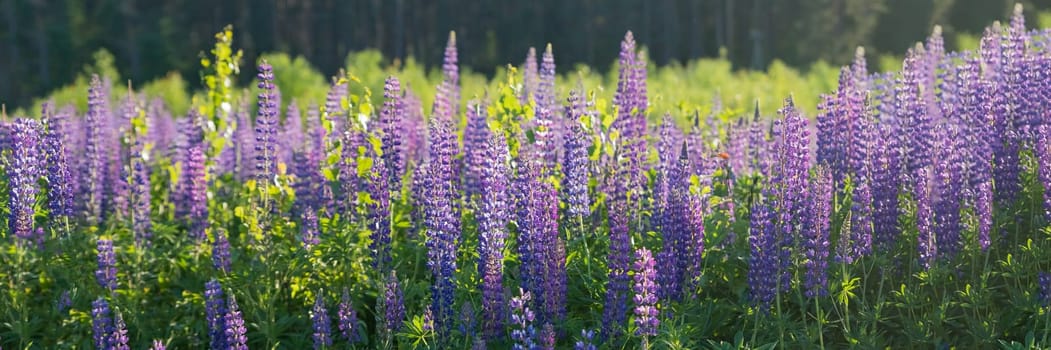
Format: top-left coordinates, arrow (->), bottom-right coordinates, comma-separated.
225,296 -> 248,350
57,290 -> 72,313
1039,272 -> 1051,307
459,302 -> 477,339
180,146 -> 208,241
401,88 -> 427,166
8,118 -> 41,244
657,139 -> 689,302
633,248 -> 659,337
382,272 -> 405,336
804,166 -> 831,297
422,305 -> 435,333
205,279 -> 228,349
463,100 -> 491,198
422,111 -> 461,337
534,44 -> 559,168
933,125 -> 964,260
82,75 -> 109,225
509,289 -> 537,350
130,141 -> 152,246
916,169 -> 936,269
338,124 -> 365,215
749,200 -> 778,312
324,77 -> 348,135
301,210 -> 320,251
1039,125 -> 1051,223
539,323 -> 556,350
726,119 -> 749,176
521,47 -> 539,105
42,103 -> 76,221
515,155 -> 566,324
232,103 -> 255,181
871,120 -> 902,250
96,239 -> 118,291
601,158 -> 632,339
338,288 -> 360,343
441,31 -> 460,116
150,340 -> 166,350
368,141 -> 393,271
212,229 -> 232,273
561,87 -> 590,218
280,100 -> 303,166
255,61 -> 280,184
846,117 -> 875,260
379,76 -> 405,190
772,97 -> 810,292
479,132 -> 510,340
611,31 -> 648,197
898,46 -> 932,190
147,98 -> 175,159
91,297 -> 113,349
574,329 -> 597,350
312,291 -> 332,349
112,311 -> 130,350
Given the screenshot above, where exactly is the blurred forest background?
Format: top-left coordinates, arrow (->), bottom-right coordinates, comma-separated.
2,0 -> 1049,109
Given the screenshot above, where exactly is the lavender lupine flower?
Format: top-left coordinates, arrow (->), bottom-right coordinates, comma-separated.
916,169 -> 937,269
255,61 -> 280,184
515,155 -> 567,324
150,340 -> 166,350
601,159 -> 632,338
338,289 -> 360,343
42,104 -> 76,221
8,118 -> 41,243
657,141 -> 691,302
112,311 -> 130,350
338,125 -> 365,215
380,76 -> 405,190
749,201 -> 778,312
368,143 -> 393,271
561,88 -> 591,218
205,279 -> 228,349
280,100 -> 304,166
212,229 -> 232,273
521,47 -> 539,104
611,31 -> 648,197
510,289 -> 537,350
898,46 -> 932,189
1039,125 -> 1051,223
401,89 -> 427,165
463,101 -> 491,198
301,210 -> 320,250
147,98 -> 175,158
92,298 -> 113,349
847,117 -> 875,259
312,291 -> 332,349
933,126 -> 964,260
804,166 -> 832,297
1039,272 -> 1051,307
422,305 -> 435,333
539,323 -> 556,350
534,44 -> 559,168
633,248 -> 659,338
422,111 -> 461,336
574,329 -> 597,350
225,296 -> 248,350
871,121 -> 903,250
441,31 -> 460,116
96,239 -> 118,291
772,97 -> 810,292
181,146 -> 208,241
479,132 -> 510,340
130,141 -> 152,246
383,272 -> 405,336
82,75 -> 109,225
233,104 -> 256,181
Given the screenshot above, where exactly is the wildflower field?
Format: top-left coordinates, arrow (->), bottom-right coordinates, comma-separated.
7,5 -> 1051,350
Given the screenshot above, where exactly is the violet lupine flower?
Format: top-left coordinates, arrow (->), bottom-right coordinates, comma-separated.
130,141 -> 152,246
509,289 -> 537,350
83,75 -> 108,225
463,100 -> 491,198
96,239 -> 118,291
324,77 -> 348,135
534,44 -> 559,168
147,98 -> 175,158
368,143 -> 393,271
150,340 -> 166,350
479,132 -> 510,340
338,125 -> 365,215
1039,125 -> 1051,223
871,121 -> 903,251
383,272 -> 405,336
338,289 -> 360,343
8,118 -> 41,243
933,126 -> 965,261
515,155 -> 566,324
312,291 -> 332,349
301,210 -> 320,250
897,46 -> 932,190
233,104 -> 256,181
847,117 -> 874,259
255,61 -> 280,184
633,248 -> 659,337
92,297 -> 113,349
225,296 -> 248,350
401,88 -> 427,165
280,100 -> 304,166
574,329 -> 597,350
212,229 -> 232,273
804,166 -> 831,297
540,323 -> 556,350
521,47 -> 539,105
181,146 -> 208,241
112,311 -> 130,350
772,97 -> 810,292
441,31 -> 460,116
601,159 -> 632,339
205,279 -> 228,350
749,200 -> 778,312
380,76 -> 405,190
1039,272 -> 1051,307
460,302 -> 478,339
611,32 -> 648,197
422,112 -> 461,337
561,88 -> 591,219
726,119 -> 749,176
657,140 -> 691,302
42,104 -> 75,221
916,169 -> 937,269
